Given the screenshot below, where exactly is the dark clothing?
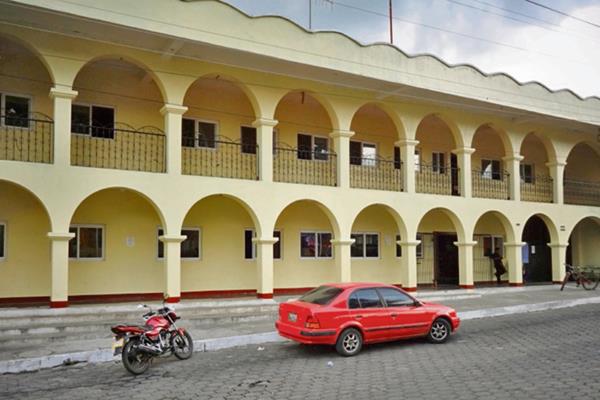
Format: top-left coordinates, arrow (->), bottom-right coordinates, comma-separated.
489,252 -> 507,283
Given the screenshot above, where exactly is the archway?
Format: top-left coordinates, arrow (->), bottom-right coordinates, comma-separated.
471,125 -> 510,200
472,211 -> 514,285
567,217 -> 600,267
520,133 -> 553,203
564,142 -> 600,206
521,215 -> 552,283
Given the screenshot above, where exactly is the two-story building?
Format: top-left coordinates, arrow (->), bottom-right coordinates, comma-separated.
0,0 -> 599,307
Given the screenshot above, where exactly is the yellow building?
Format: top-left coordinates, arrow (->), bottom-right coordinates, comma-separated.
0,0 -> 599,307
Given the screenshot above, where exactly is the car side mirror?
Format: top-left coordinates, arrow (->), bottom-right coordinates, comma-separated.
413,300 -> 423,307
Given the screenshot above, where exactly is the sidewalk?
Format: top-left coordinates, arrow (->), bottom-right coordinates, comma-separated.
1,285 -> 599,374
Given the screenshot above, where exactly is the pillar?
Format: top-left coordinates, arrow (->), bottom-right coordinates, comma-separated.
252,118 -> 278,183
48,231 -> 75,308
49,87 -> 78,168
546,160 -> 566,204
254,237 -> 278,298
399,240 -> 420,291
160,104 -> 188,175
331,238 -> 354,282
549,242 -> 568,284
452,147 -> 475,198
502,154 -> 524,201
330,130 -> 354,188
396,139 -> 419,193
455,241 -> 476,289
504,242 -> 525,286
159,234 -> 186,303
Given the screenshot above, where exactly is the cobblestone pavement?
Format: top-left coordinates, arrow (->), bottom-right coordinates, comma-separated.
1,305 -> 599,400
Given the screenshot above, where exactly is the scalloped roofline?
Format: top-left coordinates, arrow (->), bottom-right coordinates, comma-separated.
206,0 -> 599,104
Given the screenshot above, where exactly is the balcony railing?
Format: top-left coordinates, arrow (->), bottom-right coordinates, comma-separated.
350,156 -> 403,191
415,163 -> 458,195
564,179 -> 600,207
71,123 -> 165,172
274,144 -> 336,186
0,113 -> 53,163
472,169 -> 510,200
520,175 -> 553,203
182,136 -> 258,180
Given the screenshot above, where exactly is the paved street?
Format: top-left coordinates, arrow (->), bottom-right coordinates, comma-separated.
1,304 -> 599,400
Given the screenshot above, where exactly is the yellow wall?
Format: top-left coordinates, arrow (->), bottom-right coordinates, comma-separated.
416,116 -> 456,165
350,104 -> 397,160
521,134 -> 549,176
274,92 -> 332,148
570,219 -> 600,266
565,143 -> 600,182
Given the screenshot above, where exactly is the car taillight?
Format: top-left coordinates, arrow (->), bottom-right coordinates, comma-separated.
305,315 -> 320,329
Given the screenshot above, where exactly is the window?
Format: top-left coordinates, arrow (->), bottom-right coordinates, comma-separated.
520,163 -> 534,184
414,149 -> 421,171
182,118 -> 217,148
71,104 -> 115,138
377,287 -> 415,307
157,228 -> 201,259
300,231 -> 332,258
350,289 -> 383,309
396,234 -> 402,257
244,229 -> 282,260
350,141 -> 376,166
1,94 -> 30,127
299,286 -> 343,305
0,223 -> 5,259
394,146 -> 401,170
69,225 -> 103,259
416,233 -> 423,258
351,233 -> 379,258
297,133 -> 329,161
432,152 -> 445,173
483,236 -> 504,257
482,159 -> 502,180
241,126 -> 257,154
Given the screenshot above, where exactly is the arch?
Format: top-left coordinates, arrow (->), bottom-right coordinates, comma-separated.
566,216 -> 600,267
521,212 -> 559,244
416,113 -> 464,149
566,214 -> 600,241
0,179 -> 52,229
417,207 -> 467,242
0,33 -> 56,84
273,90 -> 338,132
273,198 -> 341,240
350,203 -> 408,240
350,102 -> 406,141
519,132 -> 557,163
472,210 -> 516,244
470,123 -> 513,157
521,213 -> 556,283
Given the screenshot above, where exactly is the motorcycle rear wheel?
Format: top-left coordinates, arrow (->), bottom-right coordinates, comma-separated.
122,338 -> 151,375
172,330 -> 194,360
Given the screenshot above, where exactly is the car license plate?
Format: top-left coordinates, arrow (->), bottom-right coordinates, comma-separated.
112,338 -> 124,356
288,312 -> 297,322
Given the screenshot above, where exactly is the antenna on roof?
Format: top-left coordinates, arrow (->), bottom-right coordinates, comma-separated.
309,0 -> 334,30
389,0 -> 394,44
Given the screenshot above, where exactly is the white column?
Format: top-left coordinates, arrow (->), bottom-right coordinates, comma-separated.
396,139 -> 419,193
160,104 -> 188,175
546,160 -> 566,204
454,241 -> 477,289
159,234 -> 186,303
331,239 -> 355,282
399,240 -> 420,291
549,242 -> 568,284
254,237 -> 278,298
504,242 -> 525,286
330,130 -> 354,188
252,118 -> 278,183
452,147 -> 475,198
48,231 -> 75,308
502,154 -> 524,201
49,87 -> 78,168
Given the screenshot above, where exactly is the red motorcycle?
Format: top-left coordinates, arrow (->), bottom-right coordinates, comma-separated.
111,301 -> 193,375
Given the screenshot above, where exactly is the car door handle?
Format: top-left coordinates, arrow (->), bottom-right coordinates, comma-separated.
390,313 -> 398,317
354,315 -> 363,320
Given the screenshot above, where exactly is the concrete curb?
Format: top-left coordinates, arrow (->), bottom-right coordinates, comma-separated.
1,295 -> 598,374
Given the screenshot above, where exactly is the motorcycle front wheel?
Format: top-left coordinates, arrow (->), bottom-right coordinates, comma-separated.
122,338 -> 151,375
172,330 -> 194,360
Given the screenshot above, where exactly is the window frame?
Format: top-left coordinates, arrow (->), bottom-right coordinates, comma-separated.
348,288 -> 385,309
244,228 -> 282,260
376,287 -> 416,307
483,235 -> 504,258
350,140 -> 377,167
70,102 -> 116,138
481,159 -> 502,180
1,92 -> 32,129
416,233 -> 424,259
0,221 -> 6,260
432,152 -> 446,174
157,227 -> 202,261
414,148 -> 421,172
69,224 -> 105,261
520,163 -> 535,184
350,232 -> 380,259
300,230 -> 333,260
240,125 -> 257,155
181,117 -> 219,149
297,132 -> 330,161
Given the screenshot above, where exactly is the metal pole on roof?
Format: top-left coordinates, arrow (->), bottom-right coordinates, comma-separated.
309,0 -> 312,29
389,0 -> 394,44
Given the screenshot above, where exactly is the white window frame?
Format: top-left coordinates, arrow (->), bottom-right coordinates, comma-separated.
0,92 -> 32,129
70,102 -> 116,136
414,148 -> 421,171
351,141 -> 378,167
182,117 -> 219,149
416,233 -> 424,259
0,221 -> 6,260
520,163 -> 535,184
69,224 -> 105,261
351,232 -> 380,259
481,159 -> 502,180
432,152 -> 445,174
300,230 -> 333,260
297,132 -> 330,162
244,228 -> 282,260
157,227 -> 201,261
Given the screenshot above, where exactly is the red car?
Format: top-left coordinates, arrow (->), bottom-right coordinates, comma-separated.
275,283 -> 460,356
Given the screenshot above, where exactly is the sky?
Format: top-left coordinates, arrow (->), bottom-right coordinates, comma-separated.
222,0 -> 600,98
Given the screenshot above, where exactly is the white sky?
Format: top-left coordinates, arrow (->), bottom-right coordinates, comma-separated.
222,0 -> 600,98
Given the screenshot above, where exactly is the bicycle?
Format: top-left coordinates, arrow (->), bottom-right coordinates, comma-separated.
560,264 -> 600,291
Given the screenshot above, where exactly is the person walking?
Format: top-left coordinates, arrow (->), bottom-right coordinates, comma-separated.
489,248 -> 507,284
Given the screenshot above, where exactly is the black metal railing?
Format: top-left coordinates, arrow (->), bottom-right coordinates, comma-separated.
71,123 -> 165,172
564,179 -> 600,207
0,113 -> 53,163
350,156 -> 402,191
415,163 -> 459,195
472,169 -> 510,199
520,175 -> 553,203
182,135 -> 258,180
274,144 -> 336,186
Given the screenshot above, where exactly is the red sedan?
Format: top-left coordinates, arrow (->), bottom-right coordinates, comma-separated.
275,283 -> 460,356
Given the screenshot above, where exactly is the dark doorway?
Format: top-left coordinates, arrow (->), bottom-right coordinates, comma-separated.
451,153 -> 459,196
435,233 -> 459,285
522,216 -> 552,283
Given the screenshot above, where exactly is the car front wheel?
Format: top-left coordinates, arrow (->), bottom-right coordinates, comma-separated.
427,318 -> 451,344
335,328 -> 363,356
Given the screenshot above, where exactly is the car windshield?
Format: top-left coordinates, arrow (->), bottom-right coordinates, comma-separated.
299,286 -> 343,305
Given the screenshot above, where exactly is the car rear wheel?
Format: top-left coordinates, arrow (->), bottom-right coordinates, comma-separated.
335,328 -> 362,356
427,318 -> 451,344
